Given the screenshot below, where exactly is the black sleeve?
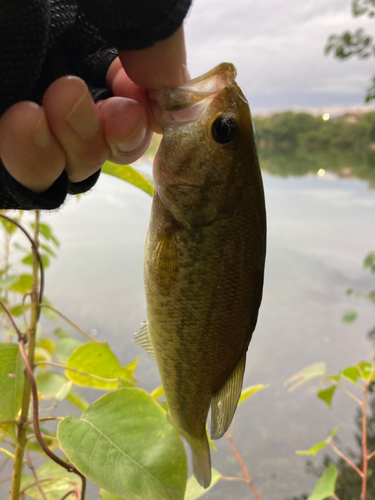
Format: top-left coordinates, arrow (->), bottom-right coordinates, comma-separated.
77,0 -> 192,50
0,0 -> 191,211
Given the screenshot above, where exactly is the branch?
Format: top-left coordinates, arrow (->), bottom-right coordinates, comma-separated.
26,448 -> 48,500
25,416 -> 64,426
328,442 -> 364,477
19,477 -> 56,495
39,304 -> 104,344
225,431 -> 262,500
17,339 -> 86,498
36,360 -> 122,384
60,490 -> 79,500
0,213 -> 44,303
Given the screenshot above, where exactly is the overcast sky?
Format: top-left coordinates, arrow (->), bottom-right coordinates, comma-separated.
183,0 -> 374,113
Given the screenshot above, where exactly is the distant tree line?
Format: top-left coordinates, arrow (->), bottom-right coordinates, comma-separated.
253,111 -> 375,152
253,111 -> 375,186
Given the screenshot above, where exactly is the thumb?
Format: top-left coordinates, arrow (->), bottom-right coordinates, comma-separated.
118,27 -> 190,90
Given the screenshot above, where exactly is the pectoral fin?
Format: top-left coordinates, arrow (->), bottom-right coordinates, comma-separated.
210,353 -> 246,440
152,232 -> 178,287
132,322 -> 155,357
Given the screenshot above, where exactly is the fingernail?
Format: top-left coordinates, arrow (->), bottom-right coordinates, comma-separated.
33,112 -> 52,148
116,117 -> 147,153
65,89 -> 100,138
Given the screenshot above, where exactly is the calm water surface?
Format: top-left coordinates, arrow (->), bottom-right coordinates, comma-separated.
20,168 -> 375,498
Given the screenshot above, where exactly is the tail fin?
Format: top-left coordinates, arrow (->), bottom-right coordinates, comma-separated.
190,436 -> 212,489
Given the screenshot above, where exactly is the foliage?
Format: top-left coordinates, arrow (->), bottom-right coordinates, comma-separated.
325,0 -> 375,102
285,252 -> 375,500
0,166 -> 268,500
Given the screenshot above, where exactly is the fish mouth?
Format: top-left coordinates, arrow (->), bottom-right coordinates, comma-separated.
149,63 -> 240,124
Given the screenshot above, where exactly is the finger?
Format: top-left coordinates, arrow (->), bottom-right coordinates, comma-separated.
42,76 -> 111,184
118,26 -> 190,90
98,96 -> 152,165
0,101 -> 66,193
106,57 -> 160,133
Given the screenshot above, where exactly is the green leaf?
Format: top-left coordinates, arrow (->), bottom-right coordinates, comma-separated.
358,361 -> 375,380
21,460 -> 80,500
9,302 -> 31,317
317,385 -> 337,408
0,343 -> 25,440
33,222 -> 60,247
341,365 -> 361,383
55,337 -> 82,364
58,388 -> 187,500
284,362 -> 326,391
184,469 -> 222,499
307,465 -> 338,500
100,490 -> 126,500
40,301 -> 58,321
66,389 -> 89,411
102,161 -> 154,196
54,327 -> 72,339
364,252 -> 375,273
65,342 -> 130,389
36,372 -> 72,400
121,357 -> 139,381
0,275 -> 19,290
22,252 -> 50,268
296,427 -> 338,456
0,216 -> 18,234
8,274 -> 33,294
38,338 -> 56,356
151,385 -> 165,399
40,242 -> 57,258
342,309 -> 358,324
238,384 -> 269,405
34,346 -> 51,366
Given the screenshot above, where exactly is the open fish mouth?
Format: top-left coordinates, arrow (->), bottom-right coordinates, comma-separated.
149,63 -> 243,125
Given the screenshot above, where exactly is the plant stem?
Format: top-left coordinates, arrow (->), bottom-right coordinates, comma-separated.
328,442 -> 363,477
360,363 -> 375,500
225,431 -> 262,500
10,211 -> 41,500
36,360 -> 125,383
361,386 -> 368,500
39,303 -> 104,344
26,448 -> 48,500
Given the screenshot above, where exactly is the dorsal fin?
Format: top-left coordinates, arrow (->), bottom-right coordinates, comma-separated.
210,353 -> 247,439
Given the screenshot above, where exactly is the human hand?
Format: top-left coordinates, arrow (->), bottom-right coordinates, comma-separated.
0,27 -> 188,194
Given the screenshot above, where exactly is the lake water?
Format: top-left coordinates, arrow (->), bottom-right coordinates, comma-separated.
4,166 -> 375,499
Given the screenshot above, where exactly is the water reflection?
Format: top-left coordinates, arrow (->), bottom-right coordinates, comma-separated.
288,383 -> 375,500
258,149 -> 375,187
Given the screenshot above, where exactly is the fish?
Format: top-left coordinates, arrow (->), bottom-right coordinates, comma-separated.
133,62 -> 266,489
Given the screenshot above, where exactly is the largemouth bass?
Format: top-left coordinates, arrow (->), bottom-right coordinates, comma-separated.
134,63 -> 266,488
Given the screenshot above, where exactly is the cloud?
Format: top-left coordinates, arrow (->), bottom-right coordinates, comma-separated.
184,0 -> 375,110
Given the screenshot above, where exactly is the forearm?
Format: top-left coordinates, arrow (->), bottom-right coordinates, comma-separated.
77,0 -> 192,49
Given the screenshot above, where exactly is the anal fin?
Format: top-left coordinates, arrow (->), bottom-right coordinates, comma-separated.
132,321 -> 155,357
210,353 -> 247,440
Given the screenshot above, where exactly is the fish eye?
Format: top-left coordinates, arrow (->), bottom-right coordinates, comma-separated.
211,115 -> 238,145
